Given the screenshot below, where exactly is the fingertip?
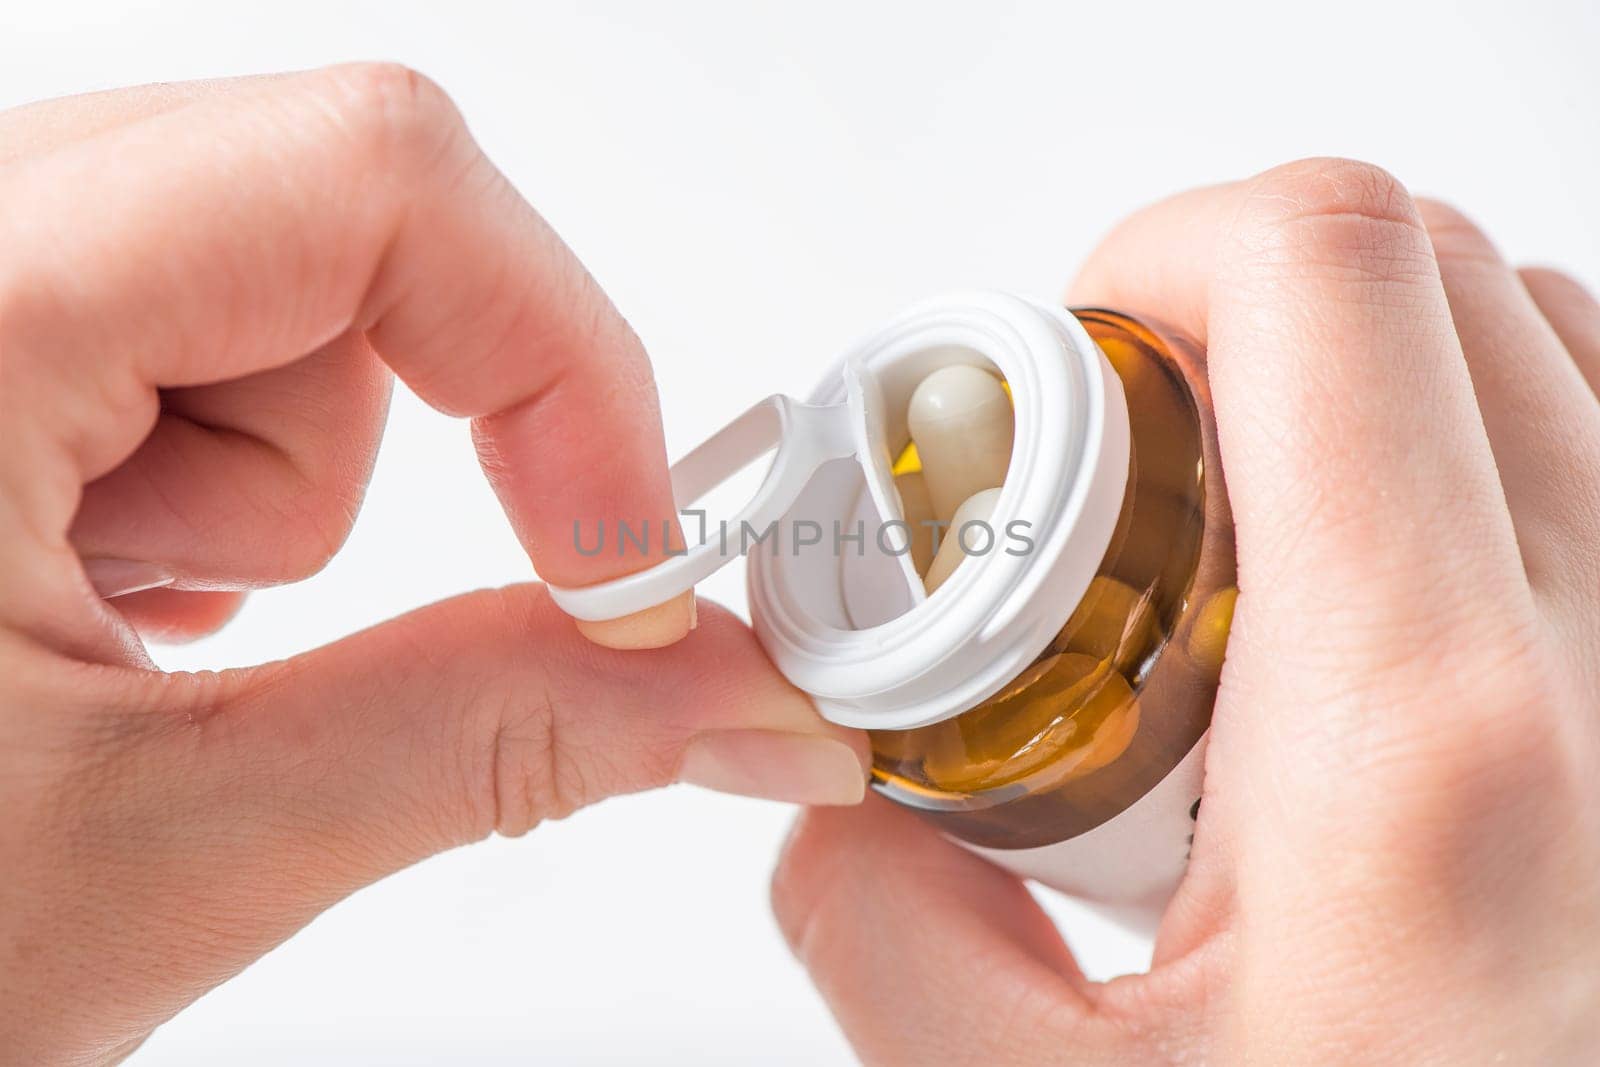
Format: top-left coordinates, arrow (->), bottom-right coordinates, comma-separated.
110,587 -> 249,643
573,590 -> 695,650
825,720 -> 874,785
677,731 -> 867,807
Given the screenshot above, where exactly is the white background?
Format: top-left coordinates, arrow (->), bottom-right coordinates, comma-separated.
3,2 -> 1597,1063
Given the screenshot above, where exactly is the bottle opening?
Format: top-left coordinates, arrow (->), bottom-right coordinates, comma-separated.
869,309 -> 1223,847
839,346 -> 1017,629
748,293 -> 1133,731
551,292 -> 1135,732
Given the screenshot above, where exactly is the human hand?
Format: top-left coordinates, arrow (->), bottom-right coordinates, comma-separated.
0,66 -> 868,1064
773,159 -> 1600,1065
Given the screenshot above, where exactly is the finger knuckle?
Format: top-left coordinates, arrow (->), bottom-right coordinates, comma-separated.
486,680 -> 578,838
307,62 -> 464,172
1233,157 -> 1433,285
468,594 -> 584,837
1248,157 -> 1417,228
319,593 -> 573,844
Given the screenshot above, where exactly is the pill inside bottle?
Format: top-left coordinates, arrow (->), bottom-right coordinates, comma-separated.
906,364 -> 1014,524
922,486 -> 1003,594
870,310 -> 1237,852
547,296 -> 1236,920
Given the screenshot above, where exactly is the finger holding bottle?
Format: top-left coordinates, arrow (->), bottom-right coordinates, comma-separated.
783,159 -> 1600,1064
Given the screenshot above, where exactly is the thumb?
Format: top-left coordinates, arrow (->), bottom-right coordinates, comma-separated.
772,798 -> 1204,1066
13,585 -> 866,1058
214,585 -> 869,863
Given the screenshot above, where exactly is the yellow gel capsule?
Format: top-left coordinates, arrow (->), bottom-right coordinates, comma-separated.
907,365 -> 1014,524
922,653 -> 1137,792
1186,585 -> 1237,677
984,652 -> 1065,705
1071,691 -> 1141,776
1053,575 -> 1157,673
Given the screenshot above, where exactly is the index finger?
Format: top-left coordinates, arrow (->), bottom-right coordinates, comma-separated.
1068,159 -> 1527,649
0,64 -> 688,648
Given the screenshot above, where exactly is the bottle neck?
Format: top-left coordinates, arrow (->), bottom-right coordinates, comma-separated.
749,294 -> 1132,731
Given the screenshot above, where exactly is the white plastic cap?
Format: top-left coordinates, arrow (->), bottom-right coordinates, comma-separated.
548,292 -> 1130,731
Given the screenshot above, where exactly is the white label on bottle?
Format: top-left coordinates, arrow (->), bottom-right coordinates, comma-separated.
962,734 -> 1207,935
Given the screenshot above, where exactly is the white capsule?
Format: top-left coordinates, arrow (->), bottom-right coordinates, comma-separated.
924,487 -> 1003,594
907,365 -> 1014,524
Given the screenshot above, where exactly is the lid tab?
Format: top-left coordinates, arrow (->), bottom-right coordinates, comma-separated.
547,364 -> 907,621
552,292 -> 1131,735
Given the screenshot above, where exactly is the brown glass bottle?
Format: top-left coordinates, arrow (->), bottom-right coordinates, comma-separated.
871,309 -> 1236,850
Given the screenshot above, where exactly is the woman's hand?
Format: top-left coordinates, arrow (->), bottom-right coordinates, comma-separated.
773,159 -> 1600,1065
0,66 -> 867,1064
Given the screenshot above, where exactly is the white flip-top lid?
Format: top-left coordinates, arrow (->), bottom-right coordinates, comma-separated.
549,292 -> 1130,730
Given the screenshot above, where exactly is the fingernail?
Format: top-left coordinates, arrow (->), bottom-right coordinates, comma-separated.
678,730 -> 869,806
82,559 -> 175,599
575,591 -> 694,650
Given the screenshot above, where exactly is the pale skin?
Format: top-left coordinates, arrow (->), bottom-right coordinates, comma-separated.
775,169 -> 1600,1063
0,66 -> 870,1064
1,67 -> 1596,1066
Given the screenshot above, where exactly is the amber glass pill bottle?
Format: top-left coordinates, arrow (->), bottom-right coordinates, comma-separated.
551,293 -> 1235,928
